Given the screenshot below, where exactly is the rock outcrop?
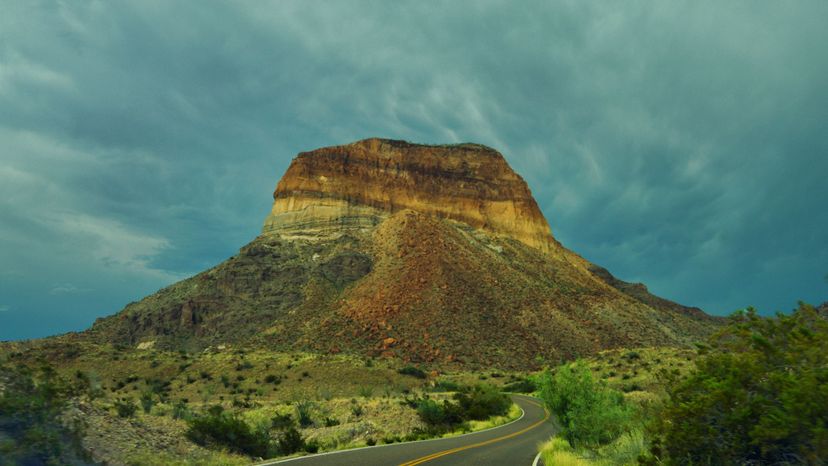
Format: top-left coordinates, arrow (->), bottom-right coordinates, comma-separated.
263,138 -> 557,253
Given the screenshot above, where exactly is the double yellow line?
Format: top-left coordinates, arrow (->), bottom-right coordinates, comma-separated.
398,400 -> 550,466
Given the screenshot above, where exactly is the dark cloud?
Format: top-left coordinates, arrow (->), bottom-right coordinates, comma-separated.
1,1 -> 826,340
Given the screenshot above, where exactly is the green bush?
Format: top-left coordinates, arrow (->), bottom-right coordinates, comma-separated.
414,385 -> 510,432
275,427 -> 305,455
271,412 -> 294,430
397,365 -> 427,379
431,380 -> 462,392
115,398 -> 138,418
139,391 -> 155,414
295,400 -> 315,427
304,439 -> 320,453
186,407 -> 271,458
539,361 -> 633,448
454,385 -> 511,421
653,303 -> 828,465
172,400 -> 190,420
503,378 -> 536,393
0,365 -> 90,464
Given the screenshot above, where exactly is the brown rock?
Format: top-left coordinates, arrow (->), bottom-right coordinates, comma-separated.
263,138 -> 557,253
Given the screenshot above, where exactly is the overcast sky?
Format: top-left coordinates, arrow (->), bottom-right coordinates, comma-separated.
1,1 -> 826,340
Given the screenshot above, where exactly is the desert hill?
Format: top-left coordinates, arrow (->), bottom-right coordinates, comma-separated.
87,138 -> 719,368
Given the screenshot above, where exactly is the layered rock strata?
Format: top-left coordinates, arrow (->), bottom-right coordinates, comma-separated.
263,138 -> 557,253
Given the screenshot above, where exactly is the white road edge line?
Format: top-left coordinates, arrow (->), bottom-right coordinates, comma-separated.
532,451 -> 542,466
254,395 -> 539,465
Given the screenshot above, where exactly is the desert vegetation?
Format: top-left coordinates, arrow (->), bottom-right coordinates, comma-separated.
538,301 -> 828,465
0,344 -> 525,464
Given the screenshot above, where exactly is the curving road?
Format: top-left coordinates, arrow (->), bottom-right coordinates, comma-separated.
258,394 -> 556,466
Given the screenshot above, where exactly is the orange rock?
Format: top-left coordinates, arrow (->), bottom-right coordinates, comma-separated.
262,138 -> 557,254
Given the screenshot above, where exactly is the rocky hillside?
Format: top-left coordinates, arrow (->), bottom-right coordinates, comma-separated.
87,138 -> 720,368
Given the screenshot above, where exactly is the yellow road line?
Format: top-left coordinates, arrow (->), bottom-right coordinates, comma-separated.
398,400 -> 549,466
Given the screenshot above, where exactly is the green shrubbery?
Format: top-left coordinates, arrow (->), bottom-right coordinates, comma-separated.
651,303 -> 828,465
115,398 -> 138,418
186,406 -> 272,457
397,365 -> 427,379
412,385 -> 511,433
503,377 -> 536,393
0,364 -> 91,465
185,403 -> 325,459
539,361 -> 634,448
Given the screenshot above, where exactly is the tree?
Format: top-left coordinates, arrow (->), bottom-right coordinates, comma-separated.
655,303 -> 828,465
539,361 -> 633,447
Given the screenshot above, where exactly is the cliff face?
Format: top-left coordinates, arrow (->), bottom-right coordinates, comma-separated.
88,138 -> 720,368
263,138 -> 557,253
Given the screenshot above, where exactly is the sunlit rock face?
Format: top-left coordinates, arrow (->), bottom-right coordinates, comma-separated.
263,138 -> 557,253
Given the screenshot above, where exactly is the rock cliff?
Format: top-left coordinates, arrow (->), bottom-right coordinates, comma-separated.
263,138 -> 558,253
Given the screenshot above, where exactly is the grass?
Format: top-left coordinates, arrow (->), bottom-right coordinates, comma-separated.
540,437 -> 592,466
539,431 -> 645,466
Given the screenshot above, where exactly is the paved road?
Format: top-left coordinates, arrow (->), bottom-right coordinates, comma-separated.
259,394 -> 556,466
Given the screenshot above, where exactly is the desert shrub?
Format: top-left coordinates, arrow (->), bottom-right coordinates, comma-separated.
323,416 -> 340,427
235,361 -> 254,371
304,439 -> 319,453
186,407 -> 271,458
416,399 -> 450,426
397,365 -> 427,379
275,427 -> 305,455
431,380 -> 462,392
351,404 -> 364,418
358,386 -> 373,398
539,361 -> 633,448
366,437 -> 377,446
624,351 -> 641,361
139,391 -> 155,414
115,398 -> 138,418
454,385 -> 511,421
415,385 -> 510,432
0,365 -> 90,464
382,435 -> 400,444
652,303 -> 828,465
503,378 -> 536,393
295,400 -> 315,427
144,378 -> 171,400
264,374 -> 281,384
271,413 -> 294,430
171,400 -> 190,420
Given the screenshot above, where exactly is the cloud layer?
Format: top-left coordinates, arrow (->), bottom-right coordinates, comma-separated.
1,1 -> 826,339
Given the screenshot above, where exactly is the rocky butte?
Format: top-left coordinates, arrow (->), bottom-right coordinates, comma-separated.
88,138 -> 719,368
264,138 -> 556,253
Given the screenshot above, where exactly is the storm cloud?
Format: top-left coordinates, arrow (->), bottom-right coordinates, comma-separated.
1,1 -> 826,339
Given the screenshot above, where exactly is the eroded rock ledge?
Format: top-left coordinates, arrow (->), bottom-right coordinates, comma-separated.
263,138 -> 557,253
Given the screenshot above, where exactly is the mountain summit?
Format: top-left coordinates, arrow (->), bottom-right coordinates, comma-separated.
264,138 -> 556,253
89,139 -> 718,368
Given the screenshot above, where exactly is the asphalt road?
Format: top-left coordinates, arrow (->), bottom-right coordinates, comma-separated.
258,394 -> 556,466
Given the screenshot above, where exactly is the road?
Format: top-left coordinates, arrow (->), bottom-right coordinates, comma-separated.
258,394 -> 556,466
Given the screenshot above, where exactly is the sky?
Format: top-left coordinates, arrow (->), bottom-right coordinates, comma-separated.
1,1 -> 826,341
